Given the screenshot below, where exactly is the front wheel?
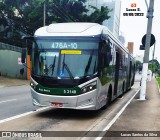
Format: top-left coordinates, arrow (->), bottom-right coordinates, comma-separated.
101,93 -> 111,110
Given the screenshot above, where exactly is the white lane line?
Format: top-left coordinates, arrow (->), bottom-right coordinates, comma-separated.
0,107 -> 51,124
0,99 -> 17,104
95,89 -> 140,140
0,85 -> 5,88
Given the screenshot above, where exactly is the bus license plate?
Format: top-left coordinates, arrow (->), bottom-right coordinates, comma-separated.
51,102 -> 63,107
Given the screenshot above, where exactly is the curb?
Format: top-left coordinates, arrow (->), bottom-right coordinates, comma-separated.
0,76 -> 29,88
82,89 -> 141,140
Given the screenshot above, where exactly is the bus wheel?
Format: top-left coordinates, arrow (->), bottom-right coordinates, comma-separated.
101,87 -> 112,110
122,82 -> 125,94
119,82 -> 125,98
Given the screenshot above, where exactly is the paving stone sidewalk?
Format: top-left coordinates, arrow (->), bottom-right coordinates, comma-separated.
105,77 -> 160,140
0,76 -> 29,88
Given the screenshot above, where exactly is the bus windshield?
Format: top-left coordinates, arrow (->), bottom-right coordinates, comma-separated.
31,37 -> 99,79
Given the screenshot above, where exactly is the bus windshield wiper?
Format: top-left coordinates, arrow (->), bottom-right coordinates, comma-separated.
39,55 -> 46,76
84,50 -> 93,76
40,55 -> 57,76
51,55 -> 56,76
93,60 -> 97,73
62,54 -> 74,80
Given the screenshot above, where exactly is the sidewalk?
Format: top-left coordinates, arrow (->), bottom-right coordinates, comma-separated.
106,77 -> 160,140
0,76 -> 29,88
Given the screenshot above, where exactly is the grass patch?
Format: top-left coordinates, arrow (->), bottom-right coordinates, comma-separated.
156,77 -> 160,87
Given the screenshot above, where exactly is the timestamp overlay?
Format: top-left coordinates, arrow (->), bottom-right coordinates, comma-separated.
123,3 -> 144,17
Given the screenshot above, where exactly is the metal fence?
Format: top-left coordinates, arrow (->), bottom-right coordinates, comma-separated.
0,42 -> 27,79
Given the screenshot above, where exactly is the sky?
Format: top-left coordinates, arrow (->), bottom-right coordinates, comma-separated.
120,0 -> 160,62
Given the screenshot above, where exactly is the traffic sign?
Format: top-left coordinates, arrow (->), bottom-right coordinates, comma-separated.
141,34 -> 155,47
139,45 -> 145,50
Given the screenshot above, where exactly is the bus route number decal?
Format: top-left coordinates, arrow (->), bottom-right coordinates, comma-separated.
64,89 -> 77,94
52,42 -> 78,49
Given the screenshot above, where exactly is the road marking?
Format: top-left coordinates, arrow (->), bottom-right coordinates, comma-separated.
0,107 -> 51,124
95,89 -> 140,140
0,85 -> 5,88
0,99 -> 17,104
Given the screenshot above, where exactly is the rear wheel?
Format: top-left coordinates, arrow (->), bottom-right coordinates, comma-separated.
119,82 -> 125,98
122,82 -> 125,94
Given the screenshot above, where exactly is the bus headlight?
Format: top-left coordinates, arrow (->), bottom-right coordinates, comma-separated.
81,81 -> 97,94
30,81 -> 36,89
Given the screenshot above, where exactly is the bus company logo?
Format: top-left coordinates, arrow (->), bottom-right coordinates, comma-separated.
2,132 -> 12,137
123,3 -> 144,17
39,88 -> 51,93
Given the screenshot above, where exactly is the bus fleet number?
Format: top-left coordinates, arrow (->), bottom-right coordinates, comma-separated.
64,90 -> 77,94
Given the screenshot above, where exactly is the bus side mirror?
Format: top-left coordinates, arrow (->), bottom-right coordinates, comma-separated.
21,49 -> 26,63
21,35 -> 33,61
21,36 -> 34,40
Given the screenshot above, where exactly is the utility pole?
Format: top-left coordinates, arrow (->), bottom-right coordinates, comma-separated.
140,0 -> 155,100
152,42 -> 156,76
43,0 -> 46,26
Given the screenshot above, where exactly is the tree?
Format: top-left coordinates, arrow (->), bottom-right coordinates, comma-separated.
47,0 -> 111,24
135,60 -> 142,71
84,5 -> 111,24
0,0 -> 44,46
0,0 -> 111,47
149,59 -> 159,73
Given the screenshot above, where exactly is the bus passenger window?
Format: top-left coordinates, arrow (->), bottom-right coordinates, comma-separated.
100,40 -> 112,67
106,42 -> 112,64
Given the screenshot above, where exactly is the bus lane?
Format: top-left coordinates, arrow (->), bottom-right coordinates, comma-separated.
0,80 -> 140,140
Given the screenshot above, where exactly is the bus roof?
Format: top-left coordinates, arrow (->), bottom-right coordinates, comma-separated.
34,22 -> 134,59
35,22 -> 103,37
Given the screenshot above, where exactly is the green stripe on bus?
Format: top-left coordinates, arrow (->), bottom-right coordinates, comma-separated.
35,84 -> 81,95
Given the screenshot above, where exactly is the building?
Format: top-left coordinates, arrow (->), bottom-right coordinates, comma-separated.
118,34 -> 125,45
127,42 -> 134,54
86,0 -> 121,39
103,0 -> 121,39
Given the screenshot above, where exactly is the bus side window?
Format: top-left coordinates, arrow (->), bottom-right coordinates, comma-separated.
106,40 -> 112,64
100,40 -> 112,67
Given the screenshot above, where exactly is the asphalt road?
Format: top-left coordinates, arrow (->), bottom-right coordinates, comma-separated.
0,74 -> 141,122
0,74 -> 141,140
0,81 -> 140,140
0,85 -> 40,120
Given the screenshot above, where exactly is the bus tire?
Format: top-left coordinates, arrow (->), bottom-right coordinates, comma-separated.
101,85 -> 112,110
122,82 -> 125,94
119,82 -> 125,98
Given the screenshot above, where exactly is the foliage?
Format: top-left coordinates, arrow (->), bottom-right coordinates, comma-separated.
136,60 -> 141,66
148,63 -> 158,73
156,77 -> 160,87
157,69 -> 160,77
0,0 -> 44,46
148,59 -> 159,73
135,60 -> 142,71
85,5 -> 111,24
0,0 -> 111,47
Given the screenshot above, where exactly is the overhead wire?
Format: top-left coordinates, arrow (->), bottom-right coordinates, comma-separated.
52,1 -> 76,22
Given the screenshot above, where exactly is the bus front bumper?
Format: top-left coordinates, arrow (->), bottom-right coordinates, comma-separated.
31,88 -> 98,110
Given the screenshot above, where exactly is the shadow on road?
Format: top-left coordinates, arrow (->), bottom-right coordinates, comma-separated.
35,108 -> 103,120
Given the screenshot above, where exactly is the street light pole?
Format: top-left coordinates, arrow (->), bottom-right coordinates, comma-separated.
152,42 -> 156,76
139,0 -> 155,100
43,0 -> 46,26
